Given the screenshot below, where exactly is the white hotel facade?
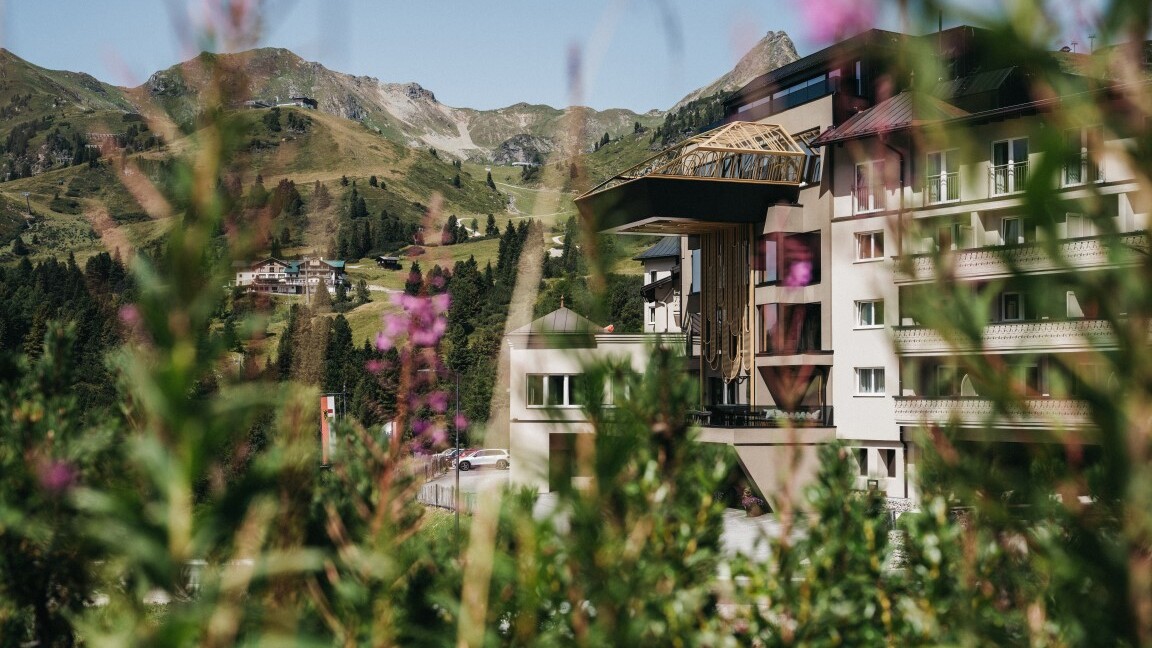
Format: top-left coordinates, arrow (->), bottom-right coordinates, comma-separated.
565,25 -> 1146,506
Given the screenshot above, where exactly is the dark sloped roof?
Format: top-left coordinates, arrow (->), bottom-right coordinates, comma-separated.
812,92 -> 969,146
634,236 -> 681,260
509,307 -> 601,335
933,67 -> 1015,98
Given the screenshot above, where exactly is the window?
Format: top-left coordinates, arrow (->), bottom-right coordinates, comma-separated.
855,160 -> 884,213
1001,292 -> 1024,321
526,375 -> 544,406
991,138 -> 1028,195
795,127 -> 823,184
690,248 -> 701,294
856,448 -> 869,476
926,149 -> 960,203
1001,217 -> 1022,245
527,374 -> 583,407
879,449 -> 897,478
1010,363 -> 1042,396
759,303 -> 821,354
755,232 -> 821,286
935,365 -> 962,397
647,305 -> 656,326
856,368 -> 885,395
1064,212 -> 1096,239
1063,126 -> 1102,186
855,300 -> 884,328
708,377 -> 739,405
936,222 -> 974,251
755,235 -> 778,284
856,231 -> 884,260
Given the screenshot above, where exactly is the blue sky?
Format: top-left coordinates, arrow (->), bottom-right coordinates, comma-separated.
0,1 -> 1101,112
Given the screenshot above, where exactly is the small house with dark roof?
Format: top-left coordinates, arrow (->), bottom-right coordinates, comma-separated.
506,306 -> 683,493
634,236 -> 684,334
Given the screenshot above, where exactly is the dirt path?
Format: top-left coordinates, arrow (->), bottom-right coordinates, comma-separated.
84,206 -> 134,259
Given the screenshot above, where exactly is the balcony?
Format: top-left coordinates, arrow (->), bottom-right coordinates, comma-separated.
575,122 -> 806,235
893,397 -> 1093,430
692,405 -> 836,446
896,233 -> 1148,283
925,171 -> 960,204
894,319 -> 1121,355
689,404 -> 833,428
991,161 -> 1028,195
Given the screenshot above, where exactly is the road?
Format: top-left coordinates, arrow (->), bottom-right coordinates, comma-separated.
427,465 -> 509,493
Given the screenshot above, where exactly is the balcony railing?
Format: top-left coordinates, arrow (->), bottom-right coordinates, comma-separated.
897,232 -> 1148,283
893,397 -> 1093,429
926,171 -> 959,203
991,161 -> 1028,195
689,405 -> 833,428
894,318 -> 1122,355
853,185 -> 884,213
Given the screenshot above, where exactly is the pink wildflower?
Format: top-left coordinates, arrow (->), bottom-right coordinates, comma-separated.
802,0 -> 875,42
427,390 -> 449,413
118,304 -> 140,327
37,460 -> 77,495
454,414 -> 469,431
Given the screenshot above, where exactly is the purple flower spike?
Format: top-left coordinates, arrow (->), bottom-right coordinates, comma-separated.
427,390 -> 448,413
38,460 -> 77,495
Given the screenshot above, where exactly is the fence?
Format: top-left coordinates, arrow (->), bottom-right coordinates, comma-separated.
416,483 -> 476,515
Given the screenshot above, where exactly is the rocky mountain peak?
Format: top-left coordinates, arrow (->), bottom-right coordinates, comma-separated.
670,31 -> 799,111
403,83 -> 437,103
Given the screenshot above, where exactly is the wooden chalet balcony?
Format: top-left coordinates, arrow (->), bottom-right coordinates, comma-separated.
895,233 -> 1147,284
894,319 -> 1121,355
893,397 -> 1093,430
575,122 -> 806,235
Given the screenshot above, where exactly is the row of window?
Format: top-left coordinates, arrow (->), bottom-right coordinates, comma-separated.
525,373 -> 638,408
530,370 -> 885,401
854,127 -> 1103,214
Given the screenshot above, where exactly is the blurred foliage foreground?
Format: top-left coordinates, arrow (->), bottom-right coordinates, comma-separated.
4,1 -> 1152,646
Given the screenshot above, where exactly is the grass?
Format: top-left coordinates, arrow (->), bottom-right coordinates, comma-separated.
339,297 -> 396,347
460,162 -> 577,229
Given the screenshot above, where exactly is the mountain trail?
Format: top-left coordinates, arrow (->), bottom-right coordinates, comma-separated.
84,205 -> 134,260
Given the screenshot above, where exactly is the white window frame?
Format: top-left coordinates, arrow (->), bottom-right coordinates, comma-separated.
856,230 -> 884,261
925,149 -> 960,204
991,137 -> 1028,195
1063,126 -> 1103,187
1001,217 -> 1023,245
855,299 -> 885,329
526,373 -> 583,408
856,367 -> 885,396
854,160 -> 885,214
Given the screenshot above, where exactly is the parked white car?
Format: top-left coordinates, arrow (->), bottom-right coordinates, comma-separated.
455,448 -> 510,471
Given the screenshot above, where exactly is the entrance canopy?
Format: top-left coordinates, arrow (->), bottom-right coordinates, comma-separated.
576,121 -> 807,234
